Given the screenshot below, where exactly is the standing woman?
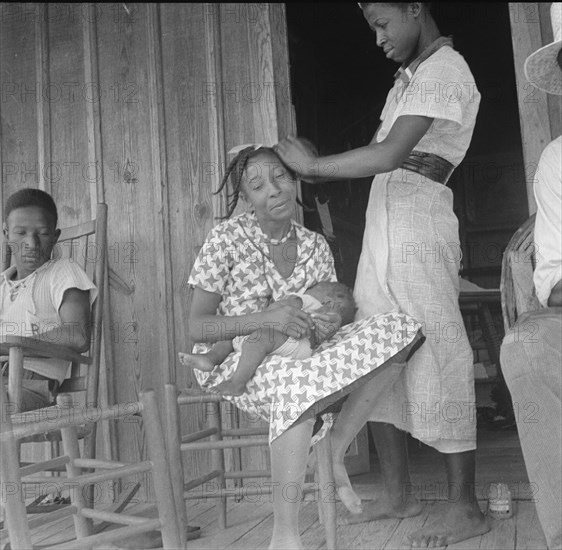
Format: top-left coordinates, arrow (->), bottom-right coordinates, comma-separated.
276,3 -> 489,546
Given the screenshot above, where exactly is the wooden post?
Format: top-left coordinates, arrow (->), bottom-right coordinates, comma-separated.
509,2 -> 562,215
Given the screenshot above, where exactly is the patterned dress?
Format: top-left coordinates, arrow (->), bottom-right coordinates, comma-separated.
354,44 -> 481,448
188,211 -> 421,442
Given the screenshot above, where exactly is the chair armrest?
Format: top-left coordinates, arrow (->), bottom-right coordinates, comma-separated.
459,289 -> 501,304
0,336 -> 92,365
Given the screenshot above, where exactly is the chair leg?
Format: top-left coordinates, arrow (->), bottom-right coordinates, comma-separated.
0,385 -> 33,550
7,347 -> 24,413
58,394 -> 91,538
140,390 -> 182,550
316,432 -> 337,550
208,400 -> 227,529
164,385 -> 188,548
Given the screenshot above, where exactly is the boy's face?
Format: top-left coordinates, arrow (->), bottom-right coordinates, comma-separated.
3,206 -> 60,278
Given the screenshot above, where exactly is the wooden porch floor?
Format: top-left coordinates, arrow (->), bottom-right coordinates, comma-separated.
1,428 -> 548,550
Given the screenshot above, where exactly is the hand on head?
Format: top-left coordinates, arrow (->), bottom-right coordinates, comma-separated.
274,136 -> 319,182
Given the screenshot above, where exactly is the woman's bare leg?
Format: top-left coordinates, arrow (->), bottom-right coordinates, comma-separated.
332,364 -> 421,523
345,422 -> 422,523
269,417 -> 315,550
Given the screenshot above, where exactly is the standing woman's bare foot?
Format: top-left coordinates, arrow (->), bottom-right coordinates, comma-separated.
179,352 -> 215,372
408,501 -> 489,547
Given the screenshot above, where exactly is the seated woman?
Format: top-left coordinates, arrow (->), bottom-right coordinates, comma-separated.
181,280 -> 356,396
185,144 -> 422,550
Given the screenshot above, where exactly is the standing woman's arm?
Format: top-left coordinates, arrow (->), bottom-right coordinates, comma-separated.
275,115 -> 433,183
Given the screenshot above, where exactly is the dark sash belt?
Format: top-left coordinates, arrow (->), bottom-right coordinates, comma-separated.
400,151 -> 455,185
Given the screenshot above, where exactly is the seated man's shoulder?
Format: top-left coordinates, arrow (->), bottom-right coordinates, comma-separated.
37,259 -> 95,298
46,258 -> 89,277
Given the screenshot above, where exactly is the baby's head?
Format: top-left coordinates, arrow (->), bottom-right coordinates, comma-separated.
306,281 -> 356,325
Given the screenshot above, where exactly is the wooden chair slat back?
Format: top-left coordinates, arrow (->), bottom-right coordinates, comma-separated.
500,214 -> 539,331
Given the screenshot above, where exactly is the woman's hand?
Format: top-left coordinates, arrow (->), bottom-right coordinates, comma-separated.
274,136 -> 318,182
263,300 -> 314,340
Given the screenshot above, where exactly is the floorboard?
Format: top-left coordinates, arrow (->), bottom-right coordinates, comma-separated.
1,429 -> 551,550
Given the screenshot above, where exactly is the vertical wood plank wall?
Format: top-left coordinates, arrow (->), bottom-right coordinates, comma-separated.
0,3 -> 294,475
509,2 -> 562,215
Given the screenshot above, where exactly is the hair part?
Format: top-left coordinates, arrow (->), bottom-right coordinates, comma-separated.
359,2 -> 433,13
5,188 -> 58,228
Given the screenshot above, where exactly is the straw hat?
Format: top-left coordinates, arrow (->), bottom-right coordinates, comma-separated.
524,2 -> 562,95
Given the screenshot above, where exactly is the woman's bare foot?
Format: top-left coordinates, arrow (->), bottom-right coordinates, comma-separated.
340,493 -> 423,525
337,486 -> 363,514
214,378 -> 247,396
332,460 -> 364,514
178,352 -> 215,372
408,502 -> 489,547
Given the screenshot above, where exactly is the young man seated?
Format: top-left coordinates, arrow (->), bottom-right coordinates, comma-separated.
1,188 -> 97,412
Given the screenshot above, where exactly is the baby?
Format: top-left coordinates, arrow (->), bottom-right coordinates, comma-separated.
181,281 -> 356,396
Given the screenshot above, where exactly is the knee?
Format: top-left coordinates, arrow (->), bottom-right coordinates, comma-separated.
500,336 -> 527,384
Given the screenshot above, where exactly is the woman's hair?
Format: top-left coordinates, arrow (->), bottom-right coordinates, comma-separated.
214,147 -> 298,219
4,188 -> 58,227
359,2 -> 433,12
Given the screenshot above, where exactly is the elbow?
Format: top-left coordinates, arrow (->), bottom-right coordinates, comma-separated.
187,314 -> 205,342
372,141 -> 410,174
382,150 -> 408,173
72,335 -> 90,354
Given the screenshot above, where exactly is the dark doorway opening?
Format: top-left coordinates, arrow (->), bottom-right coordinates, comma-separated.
286,2 -> 528,291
